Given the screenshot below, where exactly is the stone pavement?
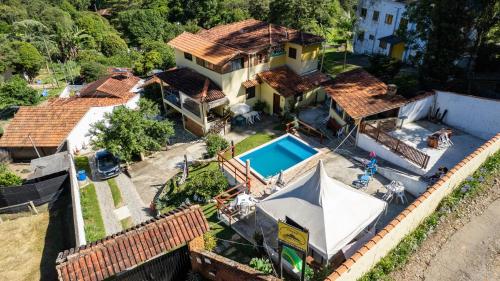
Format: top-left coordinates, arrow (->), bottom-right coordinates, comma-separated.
93,180 -> 122,235
114,173 -> 151,224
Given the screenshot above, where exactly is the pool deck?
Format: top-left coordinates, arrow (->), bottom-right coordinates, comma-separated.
224,131 -> 413,250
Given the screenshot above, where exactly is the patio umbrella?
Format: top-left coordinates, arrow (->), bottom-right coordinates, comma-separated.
230,103 -> 251,115
276,170 -> 285,187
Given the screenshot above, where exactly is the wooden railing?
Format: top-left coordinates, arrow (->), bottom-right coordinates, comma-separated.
286,120 -> 326,143
213,183 -> 246,225
360,122 -> 430,169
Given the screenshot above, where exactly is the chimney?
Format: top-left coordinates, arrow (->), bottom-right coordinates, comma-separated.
387,84 -> 398,96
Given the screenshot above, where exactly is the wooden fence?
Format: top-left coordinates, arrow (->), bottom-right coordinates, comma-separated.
286,120 -> 326,143
213,183 -> 247,225
360,122 -> 430,169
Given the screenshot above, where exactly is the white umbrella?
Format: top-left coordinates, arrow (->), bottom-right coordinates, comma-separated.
230,103 -> 251,115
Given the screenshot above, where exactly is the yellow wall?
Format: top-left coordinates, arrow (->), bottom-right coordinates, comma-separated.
301,44 -> 321,60
285,42 -> 320,75
269,54 -> 286,68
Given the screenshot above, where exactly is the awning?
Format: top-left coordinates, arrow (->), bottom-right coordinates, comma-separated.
242,79 -> 260,88
378,34 -> 403,45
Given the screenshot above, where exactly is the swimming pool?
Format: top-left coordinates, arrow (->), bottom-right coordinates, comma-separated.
237,134 -> 318,179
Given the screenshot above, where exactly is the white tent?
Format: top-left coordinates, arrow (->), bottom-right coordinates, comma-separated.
256,160 -> 387,260
230,103 -> 251,115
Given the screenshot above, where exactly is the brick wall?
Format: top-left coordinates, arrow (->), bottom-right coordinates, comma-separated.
190,249 -> 281,281
325,133 -> 500,281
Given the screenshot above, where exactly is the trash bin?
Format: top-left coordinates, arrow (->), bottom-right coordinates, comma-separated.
77,170 -> 87,181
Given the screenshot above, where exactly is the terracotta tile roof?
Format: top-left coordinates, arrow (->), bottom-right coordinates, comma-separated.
197,19 -> 324,53
0,106 -> 89,148
324,69 -> 407,119
156,68 -> 226,103
47,96 -> 132,107
168,32 -> 241,66
56,205 -> 210,281
242,79 -> 260,88
79,73 -> 140,100
257,66 -> 322,97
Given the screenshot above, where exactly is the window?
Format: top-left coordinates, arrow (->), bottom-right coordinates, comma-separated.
372,11 -> 379,21
246,86 -> 256,99
288,47 -> 297,59
271,45 -> 285,57
357,31 -> 365,41
184,52 -> 192,61
360,8 -> 367,19
379,40 -> 387,49
204,60 -> 215,70
257,53 -> 268,64
369,34 -> 375,40
230,58 -> 244,71
385,14 -> 393,24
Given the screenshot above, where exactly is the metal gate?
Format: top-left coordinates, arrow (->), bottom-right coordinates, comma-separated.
113,246 -> 191,281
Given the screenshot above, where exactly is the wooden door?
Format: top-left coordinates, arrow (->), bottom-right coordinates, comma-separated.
390,43 -> 405,60
273,93 -> 281,115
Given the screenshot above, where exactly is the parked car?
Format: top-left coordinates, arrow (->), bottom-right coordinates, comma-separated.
95,150 -> 120,179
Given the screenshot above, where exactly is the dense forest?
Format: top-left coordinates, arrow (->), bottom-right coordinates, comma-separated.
0,0 -> 355,83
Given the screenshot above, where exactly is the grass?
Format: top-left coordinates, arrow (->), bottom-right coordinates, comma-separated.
80,183 -> 106,242
322,49 -> 361,75
359,151 -> 500,281
107,178 -> 124,208
226,133 -> 276,158
120,217 -> 134,230
74,155 -> 91,175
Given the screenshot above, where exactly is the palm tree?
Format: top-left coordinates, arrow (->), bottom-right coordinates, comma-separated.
335,10 -> 357,69
57,26 -> 91,61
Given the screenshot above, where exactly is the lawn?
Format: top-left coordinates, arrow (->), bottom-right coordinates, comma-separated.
120,217 -> 134,230
107,178 -> 124,208
80,183 -> 106,242
322,49 -> 362,75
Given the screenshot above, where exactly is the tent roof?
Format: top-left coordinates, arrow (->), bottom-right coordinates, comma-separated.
256,160 -> 386,259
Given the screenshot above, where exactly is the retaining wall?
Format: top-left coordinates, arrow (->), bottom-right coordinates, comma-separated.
326,133 -> 500,281
68,155 -> 86,246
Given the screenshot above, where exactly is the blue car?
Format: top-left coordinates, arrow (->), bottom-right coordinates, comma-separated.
95,150 -> 120,179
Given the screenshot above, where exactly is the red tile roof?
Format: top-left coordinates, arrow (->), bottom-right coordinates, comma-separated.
324,69 -> 407,119
156,68 -> 226,103
47,96 -> 132,107
257,66 -> 326,97
0,106 -> 89,148
168,19 -> 324,65
168,32 -> 241,66
197,19 -> 324,53
56,205 -> 210,281
79,73 -> 140,100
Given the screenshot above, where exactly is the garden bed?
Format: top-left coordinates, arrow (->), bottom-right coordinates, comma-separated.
79,183 -> 106,242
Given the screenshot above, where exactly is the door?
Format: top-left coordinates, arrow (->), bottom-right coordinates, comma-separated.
390,43 -> 405,60
273,93 -> 281,115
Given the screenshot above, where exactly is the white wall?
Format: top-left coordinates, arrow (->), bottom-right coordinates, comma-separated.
357,133 -> 425,175
67,95 -> 140,153
398,95 -> 434,124
377,166 -> 427,197
353,0 -> 422,62
69,154 -> 86,246
435,91 -> 500,140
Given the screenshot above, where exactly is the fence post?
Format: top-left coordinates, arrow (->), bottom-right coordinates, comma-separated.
231,140 -> 235,158
29,201 -> 38,214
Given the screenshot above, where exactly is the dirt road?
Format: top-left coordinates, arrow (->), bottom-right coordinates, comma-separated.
391,177 -> 500,281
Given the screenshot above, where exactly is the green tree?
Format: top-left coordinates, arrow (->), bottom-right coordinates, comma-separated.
0,75 -> 40,109
116,9 -> 168,45
68,0 -> 92,10
75,12 -> 120,51
10,41 -> 44,81
269,0 -> 334,32
89,99 -> 175,163
185,169 -> 228,201
334,9 -> 356,68
205,134 -> 229,157
80,61 -> 108,82
100,33 -> 128,56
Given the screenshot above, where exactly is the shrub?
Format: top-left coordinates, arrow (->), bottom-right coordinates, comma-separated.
186,169 -> 228,201
203,231 -> 217,251
249,258 -> 273,274
205,133 -> 229,158
80,61 -> 107,83
0,164 -> 23,186
253,100 -> 267,112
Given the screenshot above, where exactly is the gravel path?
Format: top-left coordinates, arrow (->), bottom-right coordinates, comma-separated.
390,177 -> 500,281
114,174 -> 152,224
93,180 -> 122,235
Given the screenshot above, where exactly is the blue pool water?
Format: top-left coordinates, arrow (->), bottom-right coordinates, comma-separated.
237,135 -> 317,178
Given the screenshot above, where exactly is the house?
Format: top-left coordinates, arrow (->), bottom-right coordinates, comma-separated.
353,0 -> 422,62
149,19 -> 330,136
0,71 -> 142,161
